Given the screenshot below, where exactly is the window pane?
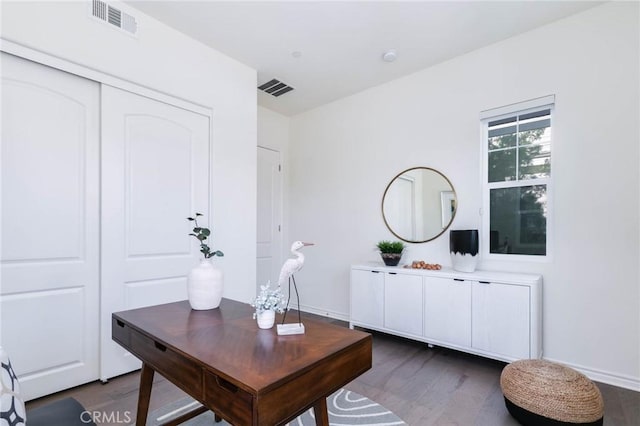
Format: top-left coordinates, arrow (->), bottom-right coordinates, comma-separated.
488,131 -> 516,150
519,126 -> 550,146
488,116 -> 516,127
488,149 -> 516,182
489,185 -> 547,255
519,144 -> 550,179
519,109 -> 550,121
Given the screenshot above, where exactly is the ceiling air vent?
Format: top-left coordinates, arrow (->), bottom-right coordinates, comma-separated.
258,79 -> 294,97
90,0 -> 138,36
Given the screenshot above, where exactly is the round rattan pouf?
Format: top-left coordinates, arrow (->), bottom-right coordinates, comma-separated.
500,360 -> 604,426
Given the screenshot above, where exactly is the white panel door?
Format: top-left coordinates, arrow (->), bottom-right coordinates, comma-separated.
472,281 -> 530,359
424,277 -> 471,347
100,85 -> 210,379
256,147 -> 282,291
383,176 -> 416,240
0,53 -> 100,400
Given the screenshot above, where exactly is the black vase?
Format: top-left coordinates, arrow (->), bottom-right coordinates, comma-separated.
450,230 -> 479,272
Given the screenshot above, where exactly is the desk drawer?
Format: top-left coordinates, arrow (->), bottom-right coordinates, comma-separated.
130,331 -> 203,397
112,317 -> 130,347
203,371 -> 253,425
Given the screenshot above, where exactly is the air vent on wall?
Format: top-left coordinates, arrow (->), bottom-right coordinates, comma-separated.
90,0 -> 138,36
258,79 -> 295,97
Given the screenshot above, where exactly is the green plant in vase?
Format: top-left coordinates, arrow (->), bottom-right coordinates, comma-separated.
376,240 -> 405,266
187,213 -> 224,259
186,212 -> 224,310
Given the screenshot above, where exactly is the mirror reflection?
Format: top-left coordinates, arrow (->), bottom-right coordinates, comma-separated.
382,167 -> 457,243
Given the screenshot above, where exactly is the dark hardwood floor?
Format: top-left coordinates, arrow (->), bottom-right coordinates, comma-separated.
27,313 -> 639,425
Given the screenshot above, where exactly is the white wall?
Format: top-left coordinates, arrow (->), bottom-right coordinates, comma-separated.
289,2 -> 639,389
1,1 -> 258,302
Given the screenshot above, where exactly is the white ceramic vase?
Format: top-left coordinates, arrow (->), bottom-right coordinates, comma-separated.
187,259 -> 223,310
256,310 -> 276,329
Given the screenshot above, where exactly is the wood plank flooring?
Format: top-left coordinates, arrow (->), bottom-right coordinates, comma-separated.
26,313 -> 639,425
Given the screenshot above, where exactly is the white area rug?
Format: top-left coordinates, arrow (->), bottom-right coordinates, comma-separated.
146,388 -> 406,426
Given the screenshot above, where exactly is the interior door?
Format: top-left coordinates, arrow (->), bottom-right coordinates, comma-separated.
0,53 -> 100,400
100,85 -> 211,379
256,147 -> 282,291
383,176 -> 416,240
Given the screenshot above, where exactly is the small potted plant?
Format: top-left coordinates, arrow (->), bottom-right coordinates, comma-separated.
186,213 -> 224,310
376,240 -> 405,266
250,282 -> 287,329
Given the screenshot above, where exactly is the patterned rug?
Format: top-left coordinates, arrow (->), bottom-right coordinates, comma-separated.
146,388 -> 406,426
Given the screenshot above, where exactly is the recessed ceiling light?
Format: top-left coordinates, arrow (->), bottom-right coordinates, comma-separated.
382,50 -> 397,63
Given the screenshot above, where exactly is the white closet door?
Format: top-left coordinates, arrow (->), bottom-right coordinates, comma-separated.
100,85 -> 210,379
1,53 -> 100,400
257,147 -> 282,291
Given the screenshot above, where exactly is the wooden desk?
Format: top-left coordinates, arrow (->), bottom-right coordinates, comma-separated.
112,299 -> 372,426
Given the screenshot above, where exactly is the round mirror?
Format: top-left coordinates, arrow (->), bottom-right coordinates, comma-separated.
382,167 -> 457,243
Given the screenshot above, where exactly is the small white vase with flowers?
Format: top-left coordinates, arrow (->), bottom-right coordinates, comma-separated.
250,282 -> 287,329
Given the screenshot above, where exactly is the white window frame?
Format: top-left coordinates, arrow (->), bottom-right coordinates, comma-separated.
480,95 -> 555,262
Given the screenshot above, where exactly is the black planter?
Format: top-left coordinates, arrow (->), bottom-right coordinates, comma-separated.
381,253 -> 402,267
450,230 -> 479,272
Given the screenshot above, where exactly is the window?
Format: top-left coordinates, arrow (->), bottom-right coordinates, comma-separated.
481,96 -> 553,258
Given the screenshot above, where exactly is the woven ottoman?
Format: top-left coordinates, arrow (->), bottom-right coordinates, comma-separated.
500,360 -> 604,426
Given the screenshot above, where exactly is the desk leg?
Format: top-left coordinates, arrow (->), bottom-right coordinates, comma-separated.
313,397 -> 329,426
136,363 -> 155,426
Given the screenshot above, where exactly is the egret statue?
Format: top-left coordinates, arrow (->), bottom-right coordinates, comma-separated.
278,241 -> 313,332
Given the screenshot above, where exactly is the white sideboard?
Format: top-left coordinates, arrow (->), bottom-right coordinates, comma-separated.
350,263 -> 542,363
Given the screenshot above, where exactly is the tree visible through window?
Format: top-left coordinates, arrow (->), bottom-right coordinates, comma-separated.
484,107 -> 551,256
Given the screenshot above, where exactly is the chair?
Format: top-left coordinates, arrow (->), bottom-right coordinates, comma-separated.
1,346 -> 95,426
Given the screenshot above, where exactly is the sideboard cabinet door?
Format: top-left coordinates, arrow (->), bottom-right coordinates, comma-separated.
350,269 -> 384,327
472,281 -> 530,359
424,277 -> 471,347
384,273 -> 423,336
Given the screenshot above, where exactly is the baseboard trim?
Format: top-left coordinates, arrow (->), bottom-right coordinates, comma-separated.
543,357 -> 640,392
294,303 -> 350,323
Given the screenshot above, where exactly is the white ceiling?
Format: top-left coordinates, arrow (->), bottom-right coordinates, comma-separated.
126,1 -> 602,117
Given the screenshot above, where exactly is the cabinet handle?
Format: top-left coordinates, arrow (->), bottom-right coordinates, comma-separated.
371,271 -> 380,274
154,341 -> 167,352
479,281 -> 491,285
453,278 -> 464,282
388,272 -> 397,275
116,320 -> 125,328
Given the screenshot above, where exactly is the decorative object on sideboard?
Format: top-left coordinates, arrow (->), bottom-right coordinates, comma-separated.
250,282 -> 286,329
186,213 -> 224,310
376,240 -> 405,266
450,229 -> 479,272
277,241 -> 314,335
405,260 -> 442,270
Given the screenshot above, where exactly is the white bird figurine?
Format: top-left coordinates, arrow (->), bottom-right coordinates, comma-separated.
278,241 -> 313,330
278,241 -> 314,287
